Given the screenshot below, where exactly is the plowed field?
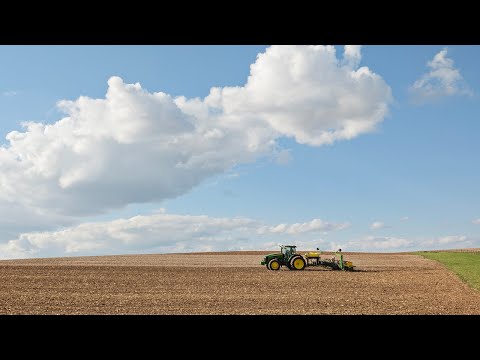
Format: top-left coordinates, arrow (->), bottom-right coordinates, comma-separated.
1,252 -> 479,314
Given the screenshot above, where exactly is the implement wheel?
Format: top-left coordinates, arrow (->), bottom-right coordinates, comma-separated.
267,258 -> 281,271
290,256 -> 306,270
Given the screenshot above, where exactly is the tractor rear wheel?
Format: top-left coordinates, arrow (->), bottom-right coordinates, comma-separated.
289,256 -> 306,270
267,258 -> 281,271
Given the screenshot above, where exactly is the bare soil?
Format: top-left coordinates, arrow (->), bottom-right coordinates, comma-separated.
0,251 -> 479,314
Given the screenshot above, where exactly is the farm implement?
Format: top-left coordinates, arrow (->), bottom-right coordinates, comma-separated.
260,245 -> 355,271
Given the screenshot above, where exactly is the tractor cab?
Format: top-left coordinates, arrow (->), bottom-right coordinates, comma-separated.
281,245 -> 297,260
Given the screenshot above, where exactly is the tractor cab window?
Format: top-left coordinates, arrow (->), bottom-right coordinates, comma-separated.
282,246 -> 296,258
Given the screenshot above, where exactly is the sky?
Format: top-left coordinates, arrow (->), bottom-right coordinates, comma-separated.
0,45 -> 479,259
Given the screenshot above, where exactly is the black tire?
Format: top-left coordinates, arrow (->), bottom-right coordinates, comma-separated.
267,258 -> 281,271
289,255 -> 306,270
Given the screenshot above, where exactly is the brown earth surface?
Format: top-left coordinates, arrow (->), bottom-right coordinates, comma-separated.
0,251 -> 479,314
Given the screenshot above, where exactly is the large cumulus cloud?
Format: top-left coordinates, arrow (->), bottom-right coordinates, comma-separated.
0,45 -> 392,257
0,46 -> 391,219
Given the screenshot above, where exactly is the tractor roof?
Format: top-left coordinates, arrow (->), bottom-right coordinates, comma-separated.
282,245 -> 297,247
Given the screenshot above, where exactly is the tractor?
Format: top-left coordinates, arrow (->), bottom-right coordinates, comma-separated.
260,245 -> 307,270
260,245 -> 354,271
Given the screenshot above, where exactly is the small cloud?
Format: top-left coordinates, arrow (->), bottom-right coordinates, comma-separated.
473,218 -> 480,225
438,235 -> 467,245
257,218 -> 349,235
421,235 -> 472,249
3,90 -> 17,97
409,47 -> 472,103
401,216 -> 409,221
370,221 -> 385,230
347,236 -> 412,250
270,224 -> 288,233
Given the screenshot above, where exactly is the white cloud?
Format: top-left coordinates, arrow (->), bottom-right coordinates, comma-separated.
472,218 -> 480,225
0,76 -> 274,220
257,218 -> 349,235
420,235 -> 472,249
0,46 -> 391,221
0,213 -> 348,259
323,234 -> 479,252
3,90 -> 17,97
370,221 -> 385,230
220,45 -> 392,146
410,48 -> 472,102
0,45 -> 392,255
401,216 -> 409,221
437,235 -> 467,245
343,45 -> 362,68
2,214 -> 476,258
348,235 -> 468,251
347,236 -> 413,250
350,234 -> 472,252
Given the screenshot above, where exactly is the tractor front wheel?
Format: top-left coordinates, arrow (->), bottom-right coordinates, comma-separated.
267,258 -> 281,271
290,256 -> 306,270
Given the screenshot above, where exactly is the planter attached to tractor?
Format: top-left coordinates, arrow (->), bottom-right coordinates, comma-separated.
260,245 -> 354,271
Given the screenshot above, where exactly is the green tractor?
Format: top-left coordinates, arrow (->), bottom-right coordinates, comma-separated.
260,245 -> 307,271
260,245 -> 355,271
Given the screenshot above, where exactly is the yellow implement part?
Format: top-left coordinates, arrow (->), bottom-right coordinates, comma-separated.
305,252 -> 320,258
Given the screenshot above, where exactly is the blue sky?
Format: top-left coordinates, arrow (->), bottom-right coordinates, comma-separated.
0,45 -> 479,258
